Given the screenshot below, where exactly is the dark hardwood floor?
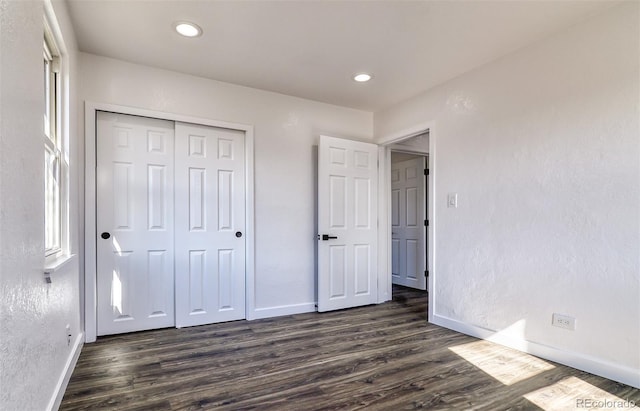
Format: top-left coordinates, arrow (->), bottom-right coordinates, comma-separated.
61,286 -> 640,410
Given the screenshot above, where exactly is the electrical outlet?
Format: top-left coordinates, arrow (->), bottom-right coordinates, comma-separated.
552,313 -> 575,331
66,324 -> 72,346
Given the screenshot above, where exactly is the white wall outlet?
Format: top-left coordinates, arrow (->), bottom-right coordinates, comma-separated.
447,193 -> 458,208
552,313 -> 576,330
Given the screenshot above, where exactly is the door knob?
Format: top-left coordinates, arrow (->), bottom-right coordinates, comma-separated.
235,231 -> 243,238
321,234 -> 338,241
101,232 -> 110,239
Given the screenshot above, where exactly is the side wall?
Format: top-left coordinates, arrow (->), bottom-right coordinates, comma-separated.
0,0 -> 82,409
79,53 -> 373,319
375,3 -> 639,387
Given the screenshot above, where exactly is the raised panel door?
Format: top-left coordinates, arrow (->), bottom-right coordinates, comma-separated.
174,122 -> 246,327
318,135 -> 378,312
96,111 -> 175,335
391,157 -> 427,290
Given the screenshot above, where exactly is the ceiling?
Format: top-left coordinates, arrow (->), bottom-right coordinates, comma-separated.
66,0 -> 616,112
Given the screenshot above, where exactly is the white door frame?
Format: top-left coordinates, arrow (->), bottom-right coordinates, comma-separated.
84,102 -> 255,342
377,121 -> 435,322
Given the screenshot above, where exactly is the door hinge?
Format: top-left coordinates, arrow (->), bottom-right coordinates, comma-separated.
425,270 -> 429,278
424,219 -> 429,226
424,168 -> 429,176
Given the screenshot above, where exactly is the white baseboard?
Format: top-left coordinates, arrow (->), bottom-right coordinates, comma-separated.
431,314 -> 640,389
250,302 -> 316,320
48,332 -> 84,411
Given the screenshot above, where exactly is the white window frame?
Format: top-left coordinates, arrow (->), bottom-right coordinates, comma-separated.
44,20 -> 68,262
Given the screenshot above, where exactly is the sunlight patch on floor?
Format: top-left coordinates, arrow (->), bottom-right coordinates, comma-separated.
449,340 -> 555,386
524,376 -> 639,410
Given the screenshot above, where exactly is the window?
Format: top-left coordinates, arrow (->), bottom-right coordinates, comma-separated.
44,32 -> 64,257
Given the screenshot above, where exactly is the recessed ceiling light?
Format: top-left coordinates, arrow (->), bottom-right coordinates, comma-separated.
175,21 -> 202,38
353,73 -> 372,82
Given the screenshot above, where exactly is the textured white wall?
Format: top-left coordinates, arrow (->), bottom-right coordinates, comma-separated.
0,0 -> 82,409
376,3 -> 639,386
79,53 -> 373,315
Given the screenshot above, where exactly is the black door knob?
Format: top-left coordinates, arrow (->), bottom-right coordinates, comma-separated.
101,232 -> 110,239
235,231 -> 242,238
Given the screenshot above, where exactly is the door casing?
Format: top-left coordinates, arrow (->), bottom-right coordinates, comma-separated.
377,121 -> 436,322
84,102 -> 255,342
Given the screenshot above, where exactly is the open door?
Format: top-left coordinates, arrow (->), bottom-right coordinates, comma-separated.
317,135 -> 378,312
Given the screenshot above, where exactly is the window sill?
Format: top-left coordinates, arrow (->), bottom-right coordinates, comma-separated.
44,253 -> 77,278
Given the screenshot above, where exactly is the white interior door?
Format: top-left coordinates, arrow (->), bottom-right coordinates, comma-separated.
96,112 -> 175,335
317,135 -> 378,312
391,157 -> 426,290
174,122 -> 246,327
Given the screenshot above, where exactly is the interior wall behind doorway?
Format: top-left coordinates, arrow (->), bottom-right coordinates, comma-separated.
389,132 -> 429,155
391,152 -> 423,163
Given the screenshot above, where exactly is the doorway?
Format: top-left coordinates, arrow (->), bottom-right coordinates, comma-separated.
390,152 -> 428,291
381,130 -> 432,309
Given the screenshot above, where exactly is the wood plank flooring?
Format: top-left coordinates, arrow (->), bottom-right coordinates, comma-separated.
61,286 -> 640,410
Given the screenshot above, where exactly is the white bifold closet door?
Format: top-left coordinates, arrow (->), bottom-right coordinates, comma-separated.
96,112 -> 245,336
